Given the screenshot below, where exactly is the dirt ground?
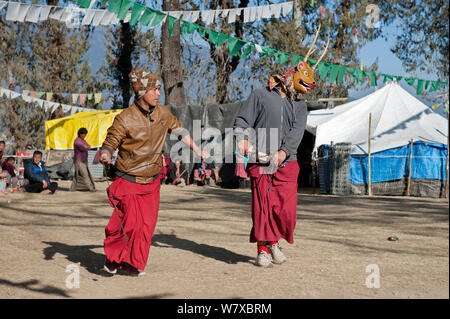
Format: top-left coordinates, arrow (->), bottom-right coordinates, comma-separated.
0,180 -> 448,299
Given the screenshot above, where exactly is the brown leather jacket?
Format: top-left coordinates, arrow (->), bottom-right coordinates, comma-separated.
102,103 -> 187,184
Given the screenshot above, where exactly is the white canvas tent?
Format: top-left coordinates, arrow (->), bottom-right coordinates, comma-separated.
306,81 -> 448,154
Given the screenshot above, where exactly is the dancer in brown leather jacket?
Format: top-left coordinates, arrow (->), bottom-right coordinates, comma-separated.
100,70 -> 208,276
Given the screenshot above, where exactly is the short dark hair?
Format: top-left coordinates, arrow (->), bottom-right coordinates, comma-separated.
78,128 -> 88,137
33,150 -> 43,157
6,157 -> 14,162
0,141 -> 5,145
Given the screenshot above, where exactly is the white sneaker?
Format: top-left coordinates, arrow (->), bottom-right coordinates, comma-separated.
267,243 -> 287,264
256,251 -> 273,268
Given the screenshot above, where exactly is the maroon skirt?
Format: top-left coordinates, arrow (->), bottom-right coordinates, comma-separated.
247,161 -> 299,244
104,176 -> 161,271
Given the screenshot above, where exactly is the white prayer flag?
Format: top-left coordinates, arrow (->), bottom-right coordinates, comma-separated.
190,11 -> 200,23
91,10 -> 106,26
36,99 -> 44,108
49,7 -> 64,21
100,11 -> 116,25
249,7 -> 258,21
228,8 -> 237,24
6,2 -> 21,21
59,7 -> 73,24
39,6 -> 52,21
16,4 -> 31,23
281,2 -> 293,17
61,104 -> 72,113
254,44 -> 263,53
272,3 -> 282,19
182,11 -> 192,22
243,8 -> 250,23
170,11 -> 182,19
82,9 -> 95,25
10,91 -> 21,99
261,5 -> 272,19
0,87 -> 5,98
72,94 -> 79,104
221,9 -> 230,19
201,10 -> 215,25
22,90 -> 30,96
25,5 -> 42,23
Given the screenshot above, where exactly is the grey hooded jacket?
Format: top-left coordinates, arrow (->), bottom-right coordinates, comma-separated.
233,88 -> 308,162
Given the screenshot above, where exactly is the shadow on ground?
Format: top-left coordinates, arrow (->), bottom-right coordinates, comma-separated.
42,241 -> 109,276
152,233 -> 254,265
0,278 -> 71,298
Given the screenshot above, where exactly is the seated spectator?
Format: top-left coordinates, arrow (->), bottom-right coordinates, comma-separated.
24,151 -> 58,194
193,160 -> 219,186
2,156 -> 18,188
0,140 -> 5,162
168,161 -> 187,186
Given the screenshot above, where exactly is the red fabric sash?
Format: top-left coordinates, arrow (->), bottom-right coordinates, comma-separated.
247,161 -> 299,244
104,176 -> 161,271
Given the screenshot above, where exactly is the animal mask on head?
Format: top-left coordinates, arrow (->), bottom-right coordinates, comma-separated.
269,25 -> 330,96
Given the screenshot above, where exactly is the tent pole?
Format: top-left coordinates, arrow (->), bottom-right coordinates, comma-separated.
406,139 -> 413,196
368,113 -> 372,196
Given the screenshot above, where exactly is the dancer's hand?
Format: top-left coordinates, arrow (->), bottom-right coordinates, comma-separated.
100,151 -> 112,165
197,150 -> 211,159
273,150 -> 287,167
238,139 -> 250,156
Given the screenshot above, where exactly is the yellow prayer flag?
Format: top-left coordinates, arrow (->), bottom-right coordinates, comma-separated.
46,92 -> 53,101
94,92 -> 102,104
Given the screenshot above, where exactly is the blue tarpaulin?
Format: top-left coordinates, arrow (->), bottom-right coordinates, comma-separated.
350,141 -> 447,184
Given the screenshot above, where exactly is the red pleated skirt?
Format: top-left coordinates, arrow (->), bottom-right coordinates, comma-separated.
104,176 -> 161,271
247,161 -> 299,244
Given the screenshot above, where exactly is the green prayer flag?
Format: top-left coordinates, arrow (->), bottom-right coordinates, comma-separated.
278,52 -> 291,64
404,77 -> 416,86
369,72 -> 377,86
140,8 -> 156,26
328,64 -> 341,83
77,0 -> 92,9
416,79 -> 424,94
429,81 -> 440,92
336,66 -> 347,84
441,82 -> 447,88
36,92 -> 45,99
347,68 -> 363,84
241,43 -> 255,59
118,0 -> 133,21
209,30 -> 229,46
196,26 -> 207,37
424,80 -> 430,90
108,0 -> 122,14
150,12 -> 167,27
227,37 -> 246,56
318,62 -> 332,80
381,73 -> 394,83
260,46 -> 274,59
167,15 -> 178,36
129,2 -> 145,26
87,93 -> 93,100
394,76 -> 402,82
292,55 -> 303,66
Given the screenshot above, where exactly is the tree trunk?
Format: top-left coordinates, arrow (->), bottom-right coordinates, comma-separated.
293,0 -> 304,40
161,0 -> 186,106
117,21 -> 134,108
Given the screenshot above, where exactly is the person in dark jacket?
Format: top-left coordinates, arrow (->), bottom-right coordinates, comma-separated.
24,151 -> 58,194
